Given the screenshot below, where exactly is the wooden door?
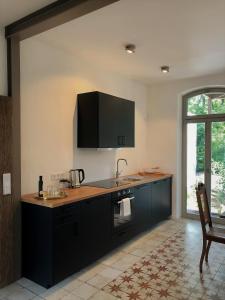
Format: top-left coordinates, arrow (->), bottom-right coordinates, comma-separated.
0,96 -> 14,287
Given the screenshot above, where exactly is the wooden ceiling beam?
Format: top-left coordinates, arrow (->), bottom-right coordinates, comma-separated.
5,0 -> 119,41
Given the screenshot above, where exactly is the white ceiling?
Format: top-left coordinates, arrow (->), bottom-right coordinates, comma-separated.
2,0 -> 225,84
0,0 -> 55,26
32,0 -> 225,84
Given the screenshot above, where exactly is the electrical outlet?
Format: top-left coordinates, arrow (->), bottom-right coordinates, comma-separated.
3,173 -> 11,195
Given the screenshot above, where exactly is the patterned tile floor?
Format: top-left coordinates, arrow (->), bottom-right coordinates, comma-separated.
1,219 -> 225,300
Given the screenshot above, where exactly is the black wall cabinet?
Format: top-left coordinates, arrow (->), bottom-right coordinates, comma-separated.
77,91 -> 135,148
22,178 -> 171,288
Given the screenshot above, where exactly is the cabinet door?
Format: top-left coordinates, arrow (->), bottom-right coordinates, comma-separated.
151,181 -> 163,224
53,204 -> 82,283
22,204 -> 54,288
98,94 -> 134,148
151,179 -> 172,225
81,195 -> 112,264
161,178 -> 172,218
116,99 -> 135,147
98,94 -> 121,148
133,184 -> 151,229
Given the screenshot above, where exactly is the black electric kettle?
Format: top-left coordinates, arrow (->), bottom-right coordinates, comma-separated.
69,169 -> 85,188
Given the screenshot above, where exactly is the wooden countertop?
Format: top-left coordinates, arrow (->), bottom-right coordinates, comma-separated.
21,173 -> 172,208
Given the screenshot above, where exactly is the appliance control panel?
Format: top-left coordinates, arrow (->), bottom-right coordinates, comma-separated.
112,188 -> 133,199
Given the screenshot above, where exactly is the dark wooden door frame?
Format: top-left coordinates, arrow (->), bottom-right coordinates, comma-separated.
1,0 -> 119,287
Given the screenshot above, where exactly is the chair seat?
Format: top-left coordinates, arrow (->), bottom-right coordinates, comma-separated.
207,226 -> 225,243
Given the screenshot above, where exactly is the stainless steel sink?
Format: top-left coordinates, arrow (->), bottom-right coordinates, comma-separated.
87,176 -> 145,189
115,176 -> 144,183
125,177 -> 142,182
113,178 -> 129,184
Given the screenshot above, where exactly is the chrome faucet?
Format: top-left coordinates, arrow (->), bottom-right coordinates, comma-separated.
116,158 -> 128,178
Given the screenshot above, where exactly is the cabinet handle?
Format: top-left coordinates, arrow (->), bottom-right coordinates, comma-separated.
118,196 -> 135,204
117,136 -> 124,146
136,185 -> 148,189
118,231 -> 126,236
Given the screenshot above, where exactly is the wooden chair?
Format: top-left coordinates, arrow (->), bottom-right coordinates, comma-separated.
196,183 -> 225,273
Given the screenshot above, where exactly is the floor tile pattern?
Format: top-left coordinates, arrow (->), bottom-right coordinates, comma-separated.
103,222 -> 225,300
0,219 -> 225,300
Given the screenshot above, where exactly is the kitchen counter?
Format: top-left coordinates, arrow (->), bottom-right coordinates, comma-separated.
21,173 -> 172,208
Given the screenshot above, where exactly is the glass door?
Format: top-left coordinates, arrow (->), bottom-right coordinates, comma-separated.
186,122 -> 205,213
183,88 -> 225,218
211,121 -> 225,215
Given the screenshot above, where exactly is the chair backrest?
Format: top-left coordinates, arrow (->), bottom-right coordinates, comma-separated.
196,183 -> 212,235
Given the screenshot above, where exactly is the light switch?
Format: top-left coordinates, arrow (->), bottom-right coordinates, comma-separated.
3,173 -> 11,195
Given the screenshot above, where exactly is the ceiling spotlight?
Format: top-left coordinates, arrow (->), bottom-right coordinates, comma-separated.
125,44 -> 136,54
161,65 -> 170,73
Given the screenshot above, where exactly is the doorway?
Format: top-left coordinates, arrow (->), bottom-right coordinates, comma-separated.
183,88 -> 225,219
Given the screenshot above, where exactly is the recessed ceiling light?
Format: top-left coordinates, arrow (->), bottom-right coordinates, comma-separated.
161,65 -> 170,73
125,44 -> 136,54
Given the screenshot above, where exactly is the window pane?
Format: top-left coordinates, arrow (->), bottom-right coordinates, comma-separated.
187,123 -> 205,213
211,97 -> 225,114
211,121 -> 225,215
187,94 -> 208,116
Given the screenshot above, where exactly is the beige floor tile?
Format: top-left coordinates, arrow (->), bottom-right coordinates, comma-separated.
17,277 -> 47,295
72,282 -> 98,299
101,251 -> 126,266
61,294 -> 82,300
0,283 -> 35,300
60,278 -> 83,292
75,264 -> 107,282
89,290 -> 117,300
87,274 -> 111,289
111,254 -> 140,271
99,266 -> 123,280
7,288 -> 35,300
40,286 -> 69,300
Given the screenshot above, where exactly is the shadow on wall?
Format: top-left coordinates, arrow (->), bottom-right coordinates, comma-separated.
72,95 -> 116,183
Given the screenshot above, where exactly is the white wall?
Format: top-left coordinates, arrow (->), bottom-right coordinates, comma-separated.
20,38 -> 149,194
20,35 -> 225,218
0,27 -> 7,95
148,72 -> 225,218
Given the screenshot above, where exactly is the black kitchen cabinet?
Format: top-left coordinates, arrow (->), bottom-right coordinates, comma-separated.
81,195 -> 112,265
22,203 -> 54,288
22,202 -> 84,288
22,195 -> 112,288
22,177 -> 172,288
161,178 -> 172,218
77,91 -> 135,148
151,178 -> 172,224
151,181 -> 162,224
53,203 -> 83,283
133,184 -> 151,229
